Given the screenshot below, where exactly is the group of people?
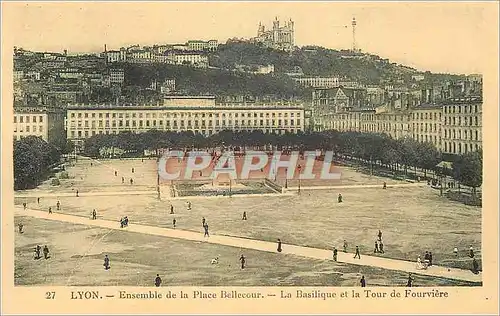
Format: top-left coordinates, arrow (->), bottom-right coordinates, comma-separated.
33,245 -> 50,260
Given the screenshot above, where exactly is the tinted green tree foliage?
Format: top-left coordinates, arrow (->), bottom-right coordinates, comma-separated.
14,136 -> 61,189
452,149 -> 483,194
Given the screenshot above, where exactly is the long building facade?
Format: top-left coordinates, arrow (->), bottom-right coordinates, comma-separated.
13,106 -> 65,144
66,97 -> 307,150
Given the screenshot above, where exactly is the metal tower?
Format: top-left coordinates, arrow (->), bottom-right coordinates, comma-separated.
351,17 -> 357,52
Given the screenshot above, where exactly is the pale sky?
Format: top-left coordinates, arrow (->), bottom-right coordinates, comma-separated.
3,2 -> 498,74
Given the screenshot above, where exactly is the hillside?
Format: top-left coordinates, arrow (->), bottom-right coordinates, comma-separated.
209,42 -> 463,85
122,63 -> 311,100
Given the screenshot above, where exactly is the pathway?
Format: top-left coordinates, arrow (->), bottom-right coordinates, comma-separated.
15,207 -> 482,283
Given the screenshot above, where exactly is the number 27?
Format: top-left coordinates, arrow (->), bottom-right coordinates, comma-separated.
45,291 -> 55,299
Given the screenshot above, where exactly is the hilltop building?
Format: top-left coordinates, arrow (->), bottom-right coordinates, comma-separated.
253,17 -> 295,52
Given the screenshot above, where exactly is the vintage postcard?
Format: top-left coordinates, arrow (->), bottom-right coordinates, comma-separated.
1,1 -> 499,314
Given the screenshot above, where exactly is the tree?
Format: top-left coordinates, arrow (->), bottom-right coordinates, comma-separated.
452,150 -> 483,195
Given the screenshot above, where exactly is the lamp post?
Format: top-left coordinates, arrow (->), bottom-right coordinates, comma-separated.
285,168 -> 288,189
297,165 -> 302,194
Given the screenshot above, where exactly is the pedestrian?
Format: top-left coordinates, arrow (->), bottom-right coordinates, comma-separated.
202,217 -> 206,226
173,218 -> 176,228
114,171 -> 117,176
142,158 -> 144,163
343,240 -> 348,253
43,245 -> 50,259
406,273 -> 414,287
23,202 -> 27,210
122,177 -> 125,184
187,201 -> 191,210
378,230 -> 382,241
360,275 -> 366,287
92,209 -> 97,220
204,223 -> 210,237
242,211 -> 247,220
354,246 -> 361,259
103,255 -> 110,270
130,178 -> 133,185
18,223 -> 24,234
469,245 -> 474,258
472,258 -> 479,274
333,247 -> 338,261
155,274 -> 162,287
76,190 -> 79,197
34,245 -> 42,259
48,207 -> 52,214
374,240 -> 379,253
124,216 -> 129,226
91,162 -> 93,167
37,197 -> 40,204
338,193 -> 343,203
132,168 -> 135,173
56,200 -> 60,210
120,217 -> 124,228
429,252 -> 433,266
454,247 -> 459,257
383,182 -> 387,189
239,255 -> 246,269
170,205 -> 174,214
379,241 -> 385,254
277,239 -> 282,253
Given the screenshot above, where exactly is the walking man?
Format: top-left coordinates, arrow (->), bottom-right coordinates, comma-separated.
104,255 -> 110,270
343,240 -> 348,253
56,200 -> 61,210
354,246 -> 361,259
239,255 -> 246,269
155,274 -> 162,287
204,223 -> 210,237
338,193 -> 343,203
48,207 -> 52,214
34,245 -> 41,259
18,223 -> 24,234
374,240 -> 379,253
428,252 -> 433,266
23,202 -> 27,210
383,182 -> 387,189
242,211 -> 247,220
76,190 -> 79,197
43,245 -> 50,259
469,245 -> 475,258
333,247 -> 338,262
277,239 -> 282,253
173,218 -> 177,228
130,178 -> 133,185
360,275 -> 366,287
122,177 -> 125,184
115,171 -> 117,176
170,205 -> 174,214
132,168 -> 135,173
406,273 -> 414,287
37,197 -> 40,204
379,241 -> 385,254
92,209 -> 97,220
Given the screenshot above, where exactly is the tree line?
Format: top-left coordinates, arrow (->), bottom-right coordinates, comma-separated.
14,136 -> 61,190
83,129 -> 482,191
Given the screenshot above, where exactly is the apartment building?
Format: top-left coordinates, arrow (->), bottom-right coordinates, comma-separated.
13,106 -> 65,144
410,105 -> 443,150
441,97 -> 482,155
65,97 -> 306,149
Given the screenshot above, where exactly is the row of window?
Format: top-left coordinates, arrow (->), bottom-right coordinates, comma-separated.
69,112 -> 302,119
14,125 -> 44,133
443,142 -> 480,154
69,119 -> 302,128
412,123 -> 439,133
443,129 -> 480,141
444,116 -> 480,126
444,104 -> 480,114
412,112 -> 442,120
70,128 -> 301,138
13,115 -> 44,123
